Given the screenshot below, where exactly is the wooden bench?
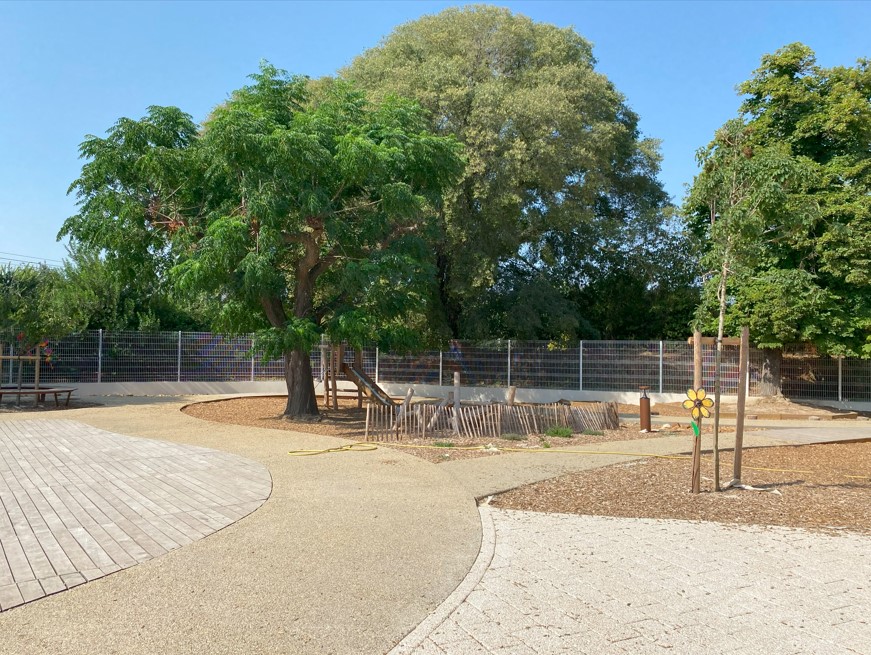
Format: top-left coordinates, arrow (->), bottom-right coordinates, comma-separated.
0,387 -> 77,407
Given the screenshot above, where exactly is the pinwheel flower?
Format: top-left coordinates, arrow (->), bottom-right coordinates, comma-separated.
682,388 -> 714,420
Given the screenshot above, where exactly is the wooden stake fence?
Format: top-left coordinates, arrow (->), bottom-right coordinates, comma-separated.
364,400 -> 619,442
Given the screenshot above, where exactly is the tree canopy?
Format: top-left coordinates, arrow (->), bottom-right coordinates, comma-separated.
344,6 -> 693,340
687,43 -> 871,356
0,264 -> 80,354
61,63 -> 464,416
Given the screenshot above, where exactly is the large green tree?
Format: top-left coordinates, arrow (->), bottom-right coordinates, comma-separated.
344,6 -> 686,339
688,44 -> 871,357
61,64 -> 463,417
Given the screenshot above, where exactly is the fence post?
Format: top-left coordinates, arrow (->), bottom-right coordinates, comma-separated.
375,347 -> 379,384
250,334 -> 255,382
659,340 -> 664,394
838,356 -> 843,402
746,353 -> 751,397
7,343 -> 12,385
177,331 -> 182,382
579,340 -> 584,391
97,329 -> 103,384
507,340 -> 512,387
439,350 -> 443,386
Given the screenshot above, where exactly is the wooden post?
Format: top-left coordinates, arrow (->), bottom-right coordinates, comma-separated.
355,349 -> 364,408
322,345 -> 331,408
365,402 -> 371,441
506,385 -> 516,406
332,344 -> 342,409
691,418 -> 702,494
733,326 -> 749,483
33,345 -> 41,407
34,345 -> 40,390
693,330 -> 703,390
453,372 -> 461,436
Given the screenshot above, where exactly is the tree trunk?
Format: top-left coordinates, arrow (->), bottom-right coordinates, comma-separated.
283,348 -> 320,418
759,348 -> 783,397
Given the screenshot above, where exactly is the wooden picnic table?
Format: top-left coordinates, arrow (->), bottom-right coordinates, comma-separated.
0,386 -> 77,407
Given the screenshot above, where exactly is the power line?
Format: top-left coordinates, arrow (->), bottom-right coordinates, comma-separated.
0,251 -> 64,264
0,256 -> 62,270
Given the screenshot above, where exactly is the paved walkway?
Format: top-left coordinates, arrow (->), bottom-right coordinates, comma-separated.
0,397 -> 869,654
0,419 -> 271,611
401,508 -> 871,655
0,400 -> 480,655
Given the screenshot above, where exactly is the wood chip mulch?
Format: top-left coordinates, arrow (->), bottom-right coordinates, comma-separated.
492,442 -> 871,535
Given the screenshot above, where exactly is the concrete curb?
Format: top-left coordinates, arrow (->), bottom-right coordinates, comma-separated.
388,503 -> 496,655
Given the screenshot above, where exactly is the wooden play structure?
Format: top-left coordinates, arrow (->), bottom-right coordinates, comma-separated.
319,338 -> 394,410
0,342 -> 76,407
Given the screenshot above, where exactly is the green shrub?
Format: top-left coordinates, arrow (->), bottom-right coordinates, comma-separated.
434,441 -> 455,448
545,426 -> 573,439
582,429 -> 604,436
502,433 -> 526,441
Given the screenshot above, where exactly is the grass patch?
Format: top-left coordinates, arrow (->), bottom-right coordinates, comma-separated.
541,441 -> 551,448
434,441 -> 455,448
581,429 -> 604,436
502,433 -> 526,441
545,426 -> 574,439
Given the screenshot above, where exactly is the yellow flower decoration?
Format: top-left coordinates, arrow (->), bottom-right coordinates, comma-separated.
682,388 -> 714,420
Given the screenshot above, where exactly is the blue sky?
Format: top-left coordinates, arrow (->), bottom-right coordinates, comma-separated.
1,0 -> 868,266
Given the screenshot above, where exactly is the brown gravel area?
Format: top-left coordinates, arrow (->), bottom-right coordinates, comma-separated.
493,441 -> 871,534
182,395 -> 368,438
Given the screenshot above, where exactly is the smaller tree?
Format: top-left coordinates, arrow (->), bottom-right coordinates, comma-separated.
688,119 -> 819,347
62,64 -> 464,418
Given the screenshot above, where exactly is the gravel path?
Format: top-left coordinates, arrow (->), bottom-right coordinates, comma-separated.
408,507 -> 871,655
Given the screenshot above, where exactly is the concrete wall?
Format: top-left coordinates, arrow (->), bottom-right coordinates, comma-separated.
64,380 -> 871,413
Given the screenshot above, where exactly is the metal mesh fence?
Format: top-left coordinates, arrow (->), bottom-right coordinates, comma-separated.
3,331 -> 870,402
181,333 -> 253,382
844,358 -> 871,402
781,345 -> 840,401
441,342 -> 508,386
511,341 -> 579,390
378,349 -> 441,385
582,341 -> 660,391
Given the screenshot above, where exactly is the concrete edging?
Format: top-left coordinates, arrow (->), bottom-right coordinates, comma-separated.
387,503 -> 496,655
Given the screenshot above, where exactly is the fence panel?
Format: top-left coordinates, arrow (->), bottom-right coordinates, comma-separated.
441,341 -> 508,387
378,349 -> 441,385
99,331 -> 178,382
180,333 -> 253,382
510,341 -> 579,390
581,341 -> 660,391
843,358 -> 871,402
781,346 -> 840,401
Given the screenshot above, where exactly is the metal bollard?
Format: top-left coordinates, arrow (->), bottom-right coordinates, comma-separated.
639,386 -> 651,432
